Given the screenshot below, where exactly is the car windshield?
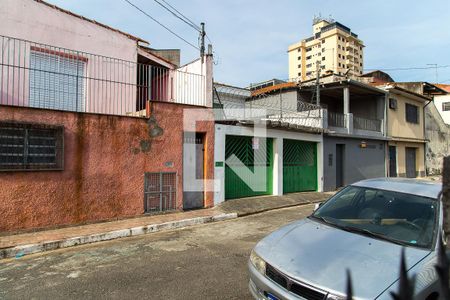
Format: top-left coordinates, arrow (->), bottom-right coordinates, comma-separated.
312,186 -> 438,249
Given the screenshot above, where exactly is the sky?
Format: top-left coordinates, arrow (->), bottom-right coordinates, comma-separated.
46,0 -> 450,87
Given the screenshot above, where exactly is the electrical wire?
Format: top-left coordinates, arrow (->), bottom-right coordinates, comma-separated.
153,0 -> 201,32
159,0 -> 201,30
364,65 -> 450,72
123,0 -> 199,50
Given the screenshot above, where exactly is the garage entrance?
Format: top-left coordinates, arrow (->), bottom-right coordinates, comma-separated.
225,135 -> 273,199
283,139 -> 317,193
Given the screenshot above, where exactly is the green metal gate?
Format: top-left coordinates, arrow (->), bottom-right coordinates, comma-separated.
225,136 -> 273,199
283,139 -> 317,193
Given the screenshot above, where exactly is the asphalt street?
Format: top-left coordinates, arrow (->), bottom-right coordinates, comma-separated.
0,204 -> 314,300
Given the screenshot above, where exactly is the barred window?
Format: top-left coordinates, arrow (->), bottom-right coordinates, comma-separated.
0,122 -> 64,171
405,103 -> 419,124
442,102 -> 450,111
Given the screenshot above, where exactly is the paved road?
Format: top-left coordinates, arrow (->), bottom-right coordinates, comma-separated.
0,204 -> 314,300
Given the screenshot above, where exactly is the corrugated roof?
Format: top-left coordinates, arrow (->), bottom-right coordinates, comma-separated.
34,0 -> 148,44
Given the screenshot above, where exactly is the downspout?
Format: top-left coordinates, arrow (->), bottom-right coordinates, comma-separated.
423,96 -> 434,177
423,97 -> 433,177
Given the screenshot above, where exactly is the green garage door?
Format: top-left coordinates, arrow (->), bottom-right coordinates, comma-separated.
225,136 -> 273,199
283,139 -> 317,193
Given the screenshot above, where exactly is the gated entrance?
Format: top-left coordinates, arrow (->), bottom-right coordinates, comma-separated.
225,135 -> 273,199
283,139 -> 317,193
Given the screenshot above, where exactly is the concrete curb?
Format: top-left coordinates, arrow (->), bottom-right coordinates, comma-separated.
0,213 -> 237,260
230,199 -> 324,217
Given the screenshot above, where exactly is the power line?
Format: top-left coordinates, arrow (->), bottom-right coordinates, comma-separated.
157,0 -> 213,44
364,65 -> 450,72
153,0 -> 201,32
123,0 -> 199,50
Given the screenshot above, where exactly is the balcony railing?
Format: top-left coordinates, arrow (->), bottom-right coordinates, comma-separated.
353,116 -> 382,132
328,111 -> 346,128
0,35 -> 207,117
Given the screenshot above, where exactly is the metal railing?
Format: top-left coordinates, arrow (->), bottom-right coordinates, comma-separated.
353,115 -> 382,132
0,35 -> 207,117
213,84 -> 323,130
328,111 -> 346,128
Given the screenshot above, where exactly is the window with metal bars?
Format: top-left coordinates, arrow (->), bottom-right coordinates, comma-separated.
0,122 -> 64,171
442,102 -> 450,111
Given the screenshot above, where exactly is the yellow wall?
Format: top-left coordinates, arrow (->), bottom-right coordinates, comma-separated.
388,141 -> 425,177
387,91 -> 425,140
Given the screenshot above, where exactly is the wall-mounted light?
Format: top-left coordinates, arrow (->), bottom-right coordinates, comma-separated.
360,141 -> 367,148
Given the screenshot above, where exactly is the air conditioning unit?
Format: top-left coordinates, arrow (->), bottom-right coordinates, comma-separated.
389,98 -> 397,110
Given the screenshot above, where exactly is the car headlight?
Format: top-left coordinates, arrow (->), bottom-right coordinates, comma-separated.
250,249 -> 266,275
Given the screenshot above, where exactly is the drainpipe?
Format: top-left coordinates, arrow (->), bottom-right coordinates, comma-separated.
423,97 -> 433,177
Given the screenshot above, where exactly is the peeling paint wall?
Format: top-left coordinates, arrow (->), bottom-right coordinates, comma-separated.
0,103 -> 214,233
425,102 -> 450,175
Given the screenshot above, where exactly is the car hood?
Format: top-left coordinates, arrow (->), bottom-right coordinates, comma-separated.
254,218 -> 431,299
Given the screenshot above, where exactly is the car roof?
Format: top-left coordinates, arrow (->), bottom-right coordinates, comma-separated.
351,178 -> 442,199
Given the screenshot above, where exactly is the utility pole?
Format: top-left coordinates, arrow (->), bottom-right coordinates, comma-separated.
315,60 -> 321,106
200,22 -> 206,62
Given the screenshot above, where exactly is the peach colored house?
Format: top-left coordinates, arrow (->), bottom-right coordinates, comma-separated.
0,0 -> 215,232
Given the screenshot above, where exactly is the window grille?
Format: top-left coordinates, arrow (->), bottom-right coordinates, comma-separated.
0,122 -> 64,171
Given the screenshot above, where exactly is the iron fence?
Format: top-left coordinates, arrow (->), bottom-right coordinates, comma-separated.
0,35 -> 207,117
353,115 -> 382,132
328,111 -> 346,128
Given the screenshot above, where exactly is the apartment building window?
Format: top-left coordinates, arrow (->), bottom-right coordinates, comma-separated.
338,45 -> 341,49
306,64 -> 312,68
0,122 -> 64,171
306,47 -> 312,52
306,55 -> 312,60
322,48 -> 325,52
298,48 -> 301,52
338,63 -> 341,67
298,72 -> 301,76
321,65 -> 325,69
321,39 -> 325,44
298,56 -> 301,60
360,63 -> 363,66
338,36 -> 341,41
29,48 -> 86,112
338,54 -> 341,58
298,64 -> 301,68
322,57 -> 325,61
306,72 -> 312,76
405,103 -> 419,124
442,102 -> 450,111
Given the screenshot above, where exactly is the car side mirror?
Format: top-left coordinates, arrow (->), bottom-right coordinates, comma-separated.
314,203 -> 322,211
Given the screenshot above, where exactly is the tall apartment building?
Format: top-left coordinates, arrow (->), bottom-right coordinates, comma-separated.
288,18 -> 364,81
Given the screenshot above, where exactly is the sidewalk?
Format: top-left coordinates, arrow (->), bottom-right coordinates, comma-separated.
0,191 -> 334,259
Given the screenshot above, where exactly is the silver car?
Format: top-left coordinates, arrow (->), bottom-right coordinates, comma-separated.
249,178 -> 444,300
